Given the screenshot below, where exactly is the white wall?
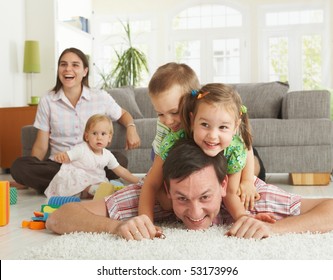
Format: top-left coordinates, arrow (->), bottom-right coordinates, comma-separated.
0,0 -> 25,107
0,0 -> 57,107
25,0 -> 57,101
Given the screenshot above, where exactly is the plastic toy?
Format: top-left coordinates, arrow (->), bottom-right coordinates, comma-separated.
22,220 -> 46,230
0,181 -> 10,226
41,204 -> 60,213
10,187 -> 17,205
22,196 -> 81,230
93,181 -> 125,200
48,196 -> 80,206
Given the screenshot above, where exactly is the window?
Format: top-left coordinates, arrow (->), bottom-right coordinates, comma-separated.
213,39 -> 240,83
174,40 -> 201,77
302,34 -> 322,90
90,1 -> 331,91
172,5 -> 242,29
170,3 -> 248,84
268,37 -> 288,82
261,5 -> 328,90
265,10 -> 324,26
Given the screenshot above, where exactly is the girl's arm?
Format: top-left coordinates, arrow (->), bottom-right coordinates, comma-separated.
112,166 -> 140,184
224,172 -> 275,223
138,155 -> 164,222
223,171 -> 247,221
54,143 -> 84,164
239,148 -> 258,210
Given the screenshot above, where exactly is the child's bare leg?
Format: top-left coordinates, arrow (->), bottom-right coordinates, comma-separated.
80,186 -> 94,199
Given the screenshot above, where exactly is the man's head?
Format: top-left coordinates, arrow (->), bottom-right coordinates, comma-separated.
163,139 -> 228,230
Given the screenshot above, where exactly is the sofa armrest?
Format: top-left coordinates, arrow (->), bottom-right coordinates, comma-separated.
21,125 -> 51,159
282,90 -> 330,119
21,125 -> 38,156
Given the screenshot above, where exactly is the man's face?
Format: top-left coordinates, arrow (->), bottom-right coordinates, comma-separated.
167,165 -> 227,230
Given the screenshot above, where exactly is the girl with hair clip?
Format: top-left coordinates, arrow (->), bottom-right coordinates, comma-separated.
174,83 -> 273,220
174,83 -> 270,220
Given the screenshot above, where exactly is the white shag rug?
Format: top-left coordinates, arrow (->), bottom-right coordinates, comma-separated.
22,225 -> 333,260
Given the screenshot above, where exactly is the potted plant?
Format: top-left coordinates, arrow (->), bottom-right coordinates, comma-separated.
108,21 -> 149,88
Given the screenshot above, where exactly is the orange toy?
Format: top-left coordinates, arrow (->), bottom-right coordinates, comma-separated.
0,181 -> 10,226
22,220 -> 46,230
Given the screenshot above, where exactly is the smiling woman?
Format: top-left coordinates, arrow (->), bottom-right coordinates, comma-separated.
10,47 -> 141,194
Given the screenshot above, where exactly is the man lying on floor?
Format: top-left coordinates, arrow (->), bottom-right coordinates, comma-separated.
46,138 -> 333,240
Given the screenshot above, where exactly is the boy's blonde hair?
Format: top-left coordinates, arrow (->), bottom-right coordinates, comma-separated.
83,114 -> 113,142
148,62 -> 200,97
179,83 -> 253,150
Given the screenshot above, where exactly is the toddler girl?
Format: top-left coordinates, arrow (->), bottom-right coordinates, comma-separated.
44,114 -> 139,198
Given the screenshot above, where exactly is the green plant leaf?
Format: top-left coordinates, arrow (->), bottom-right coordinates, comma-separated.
106,20 -> 149,88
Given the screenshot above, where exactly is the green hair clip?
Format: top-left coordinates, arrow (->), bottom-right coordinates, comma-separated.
240,105 -> 247,115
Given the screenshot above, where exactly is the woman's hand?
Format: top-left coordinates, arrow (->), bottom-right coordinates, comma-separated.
125,125 -> 141,150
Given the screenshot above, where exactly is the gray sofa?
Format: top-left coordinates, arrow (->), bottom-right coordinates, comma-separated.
21,82 -> 333,179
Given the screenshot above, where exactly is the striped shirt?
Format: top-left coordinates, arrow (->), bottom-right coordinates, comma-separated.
151,120 -> 171,156
34,86 -> 122,159
105,176 -> 302,224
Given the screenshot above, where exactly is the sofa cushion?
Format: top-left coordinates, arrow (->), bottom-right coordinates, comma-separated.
282,90 -> 330,119
250,119 -> 332,147
230,82 -> 289,119
107,87 -> 144,119
134,87 -> 157,118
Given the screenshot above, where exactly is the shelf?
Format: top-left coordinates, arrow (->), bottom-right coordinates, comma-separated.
58,21 -> 91,38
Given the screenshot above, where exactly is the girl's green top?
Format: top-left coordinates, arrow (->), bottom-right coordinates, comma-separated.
159,128 -> 246,174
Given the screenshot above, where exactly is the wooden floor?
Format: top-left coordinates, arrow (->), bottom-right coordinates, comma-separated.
1,173 -> 333,260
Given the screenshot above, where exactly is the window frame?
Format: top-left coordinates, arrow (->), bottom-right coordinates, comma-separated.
258,1 -> 330,90
168,2 -> 251,84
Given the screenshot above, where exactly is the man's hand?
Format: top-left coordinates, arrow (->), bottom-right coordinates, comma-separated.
226,215 -> 271,239
114,214 -> 163,241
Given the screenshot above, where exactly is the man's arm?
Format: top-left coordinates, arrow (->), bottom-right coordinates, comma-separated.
227,198 -> 333,239
272,198 -> 333,234
46,199 -> 158,240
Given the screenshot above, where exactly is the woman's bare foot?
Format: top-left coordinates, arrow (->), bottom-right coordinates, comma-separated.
10,181 -> 28,189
